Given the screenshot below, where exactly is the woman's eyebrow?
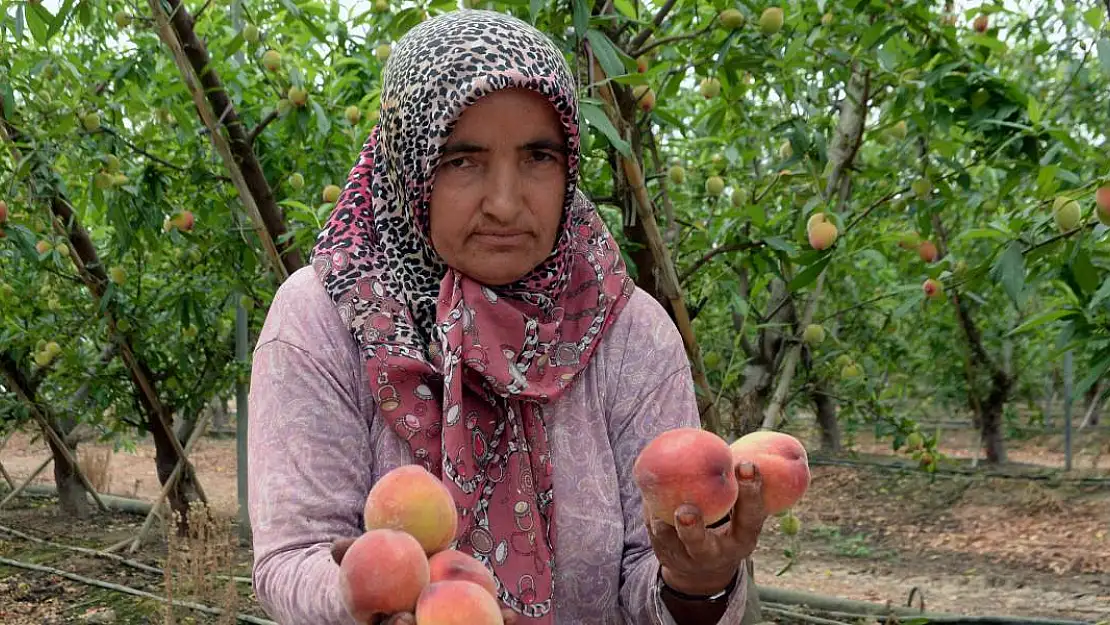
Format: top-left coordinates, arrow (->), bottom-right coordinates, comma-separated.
524,138 -> 568,154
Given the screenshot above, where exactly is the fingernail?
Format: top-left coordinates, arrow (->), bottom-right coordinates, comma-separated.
738,462 -> 755,480
678,512 -> 697,526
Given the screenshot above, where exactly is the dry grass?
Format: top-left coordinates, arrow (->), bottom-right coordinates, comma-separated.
160,500 -> 241,624
77,447 -> 112,493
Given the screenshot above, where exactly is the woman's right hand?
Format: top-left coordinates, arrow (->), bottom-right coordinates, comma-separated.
330,538 -> 519,625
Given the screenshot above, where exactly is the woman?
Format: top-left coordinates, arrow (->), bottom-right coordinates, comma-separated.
247,9 -> 766,625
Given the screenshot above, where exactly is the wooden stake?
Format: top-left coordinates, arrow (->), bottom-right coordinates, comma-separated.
125,408 -> 212,553
587,55 -> 720,432
0,456 -> 51,509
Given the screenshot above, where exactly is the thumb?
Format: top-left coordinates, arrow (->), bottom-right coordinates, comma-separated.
501,608 -> 519,624
331,537 -> 358,566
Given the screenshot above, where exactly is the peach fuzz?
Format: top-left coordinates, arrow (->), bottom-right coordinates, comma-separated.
729,431 -> 811,515
632,427 -> 739,526
339,529 -> 430,621
364,464 -> 459,555
415,580 -> 504,625
427,549 -> 498,598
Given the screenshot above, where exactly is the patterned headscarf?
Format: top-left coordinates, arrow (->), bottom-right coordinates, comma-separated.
311,9 -> 634,622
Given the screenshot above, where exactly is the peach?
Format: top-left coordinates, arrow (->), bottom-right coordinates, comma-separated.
918,240 -> 938,263
415,580 -> 504,625
808,220 -> 838,250
364,464 -> 459,555
427,549 -> 498,598
923,278 -> 942,299
632,427 -> 739,526
339,529 -> 430,621
729,431 -> 810,515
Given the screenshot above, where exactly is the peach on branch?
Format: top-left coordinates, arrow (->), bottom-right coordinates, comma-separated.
705,176 -> 725,196
699,77 -> 721,99
729,430 -> 810,515
323,184 -> 342,204
345,105 -> 362,125
363,464 -> 459,555
262,50 -> 282,71
339,529 -> 430,621
0,200 -> 7,224
806,213 -> 838,251
1053,196 -> 1081,232
1096,186 -> 1110,226
802,324 -> 825,346
719,8 -> 745,30
632,85 -> 655,112
923,277 -> 942,299
760,7 -> 784,34
632,427 -> 739,526
917,240 -> 938,263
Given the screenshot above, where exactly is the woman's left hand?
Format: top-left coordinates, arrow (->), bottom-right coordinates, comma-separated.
644,461 -> 766,596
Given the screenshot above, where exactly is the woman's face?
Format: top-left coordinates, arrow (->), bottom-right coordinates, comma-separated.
428,88 -> 568,286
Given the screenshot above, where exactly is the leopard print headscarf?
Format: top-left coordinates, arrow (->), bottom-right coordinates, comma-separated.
311,9 -> 633,621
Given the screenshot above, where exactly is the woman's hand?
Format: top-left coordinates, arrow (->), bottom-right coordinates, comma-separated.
644,461 -> 766,596
330,538 -> 520,625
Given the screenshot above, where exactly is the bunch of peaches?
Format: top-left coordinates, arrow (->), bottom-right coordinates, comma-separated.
340,465 -> 504,624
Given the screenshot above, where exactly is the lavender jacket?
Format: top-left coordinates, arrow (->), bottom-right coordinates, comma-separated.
247,267 -> 758,624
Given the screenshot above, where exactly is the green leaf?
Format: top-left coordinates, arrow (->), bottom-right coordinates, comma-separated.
579,101 -> 630,157
585,30 -> 626,80
572,0 -> 590,41
1098,39 -> 1110,76
968,34 -> 1008,54
1084,6 -> 1105,31
1068,249 -> 1099,295
1008,308 -> 1074,337
611,0 -> 638,20
991,241 -> 1025,305
1074,349 -> 1110,401
278,0 -> 329,43
1088,275 -> 1110,312
788,254 -> 831,292
1026,96 -> 1041,125
311,100 -> 331,136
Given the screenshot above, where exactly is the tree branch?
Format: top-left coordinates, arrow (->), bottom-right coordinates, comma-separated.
631,21 -> 716,58
679,242 -> 764,285
629,0 -> 679,50
246,109 -> 280,146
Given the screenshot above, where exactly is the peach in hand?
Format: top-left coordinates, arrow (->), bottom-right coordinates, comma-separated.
415,580 -> 505,625
632,427 -> 739,526
364,464 -> 459,555
339,529 -> 430,621
427,549 -> 498,598
729,431 -> 810,515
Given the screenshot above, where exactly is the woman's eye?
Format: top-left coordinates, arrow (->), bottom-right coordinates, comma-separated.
530,150 -> 556,163
443,157 -> 471,169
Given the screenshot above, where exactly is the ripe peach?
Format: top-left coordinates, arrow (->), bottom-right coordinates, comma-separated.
918,240 -> 938,263
632,427 -> 738,526
729,431 -> 810,515
923,278 -> 942,298
364,464 -> 459,555
973,14 -> 988,33
808,220 -> 838,251
415,580 -> 504,625
0,200 -> 7,223
632,85 -> 656,112
427,549 -> 497,598
339,529 -> 430,621
1097,186 -> 1110,226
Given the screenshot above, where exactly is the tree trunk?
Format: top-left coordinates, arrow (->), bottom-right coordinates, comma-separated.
812,380 -> 841,453
46,427 -> 90,519
154,0 -> 303,277
1080,382 -> 1103,428
980,383 -> 1008,463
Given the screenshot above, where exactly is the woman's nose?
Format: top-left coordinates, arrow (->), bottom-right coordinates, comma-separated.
481,159 -> 523,223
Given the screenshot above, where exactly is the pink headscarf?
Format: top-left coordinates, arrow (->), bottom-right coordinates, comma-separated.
311,10 -> 634,623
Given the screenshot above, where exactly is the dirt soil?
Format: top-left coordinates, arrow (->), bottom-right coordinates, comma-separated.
1,426 -> 1108,624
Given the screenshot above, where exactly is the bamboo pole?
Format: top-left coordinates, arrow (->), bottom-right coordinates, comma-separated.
123,408 -> 212,553
587,55 -> 720,432
147,0 -> 291,282
0,556 -> 274,624
0,456 -> 51,509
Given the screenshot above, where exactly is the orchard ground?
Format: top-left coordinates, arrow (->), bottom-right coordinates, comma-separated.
1,420 -> 1108,624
